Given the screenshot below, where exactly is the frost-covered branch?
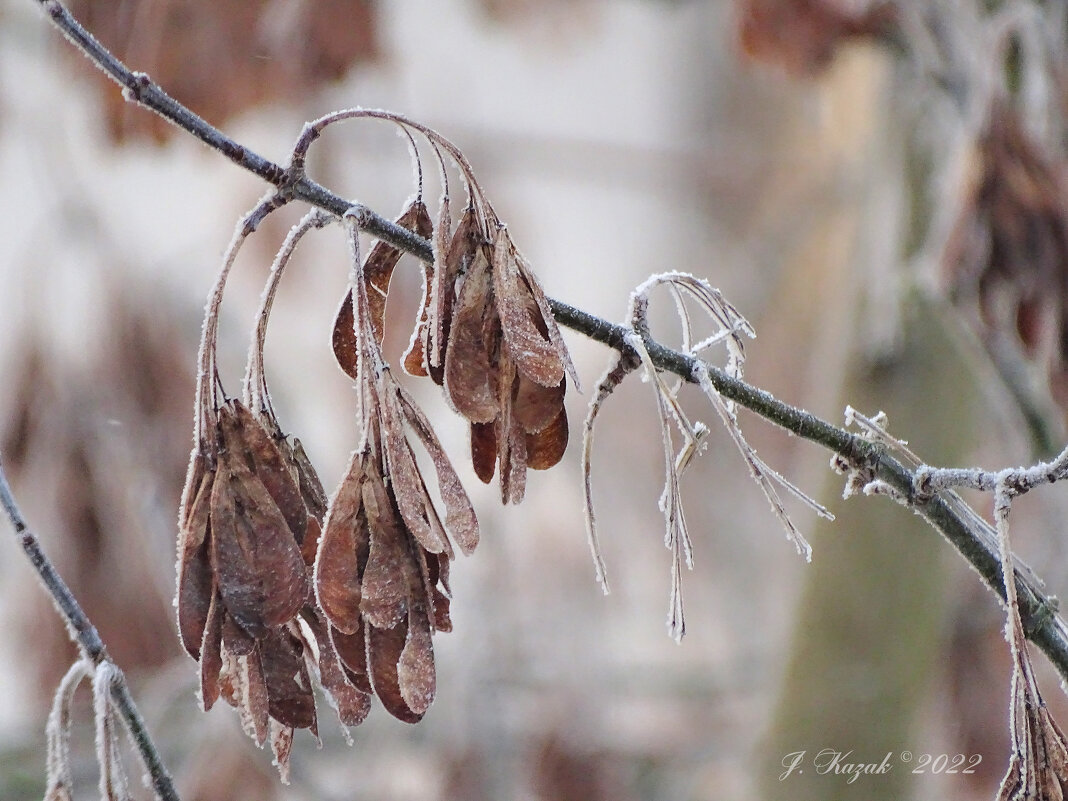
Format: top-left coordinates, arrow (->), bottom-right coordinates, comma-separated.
0,459 -> 180,801
26,0 -> 1068,692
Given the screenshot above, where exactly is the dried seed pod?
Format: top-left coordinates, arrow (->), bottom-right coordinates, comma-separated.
301,610 -> 372,727
199,593 -> 224,711
210,459 -> 309,639
366,621 -> 423,723
176,461 -> 216,659
444,246 -> 499,422
525,407 -> 569,470
219,401 -> 308,545
398,604 -> 435,716
261,628 -> 317,733
334,200 -> 434,377
315,450 -> 369,634
470,421 -> 497,484
360,472 -> 418,629
492,227 -> 565,388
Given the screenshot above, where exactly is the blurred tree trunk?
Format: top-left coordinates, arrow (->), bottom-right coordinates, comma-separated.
745,44 -> 986,801
758,296 -> 981,801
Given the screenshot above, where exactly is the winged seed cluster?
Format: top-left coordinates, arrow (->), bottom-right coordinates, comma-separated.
175,111 -> 573,776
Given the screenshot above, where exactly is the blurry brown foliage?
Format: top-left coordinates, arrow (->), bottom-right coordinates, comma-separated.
736,0 -> 898,76
1,281 -> 194,698
67,0 -> 378,142
943,100 -> 1068,410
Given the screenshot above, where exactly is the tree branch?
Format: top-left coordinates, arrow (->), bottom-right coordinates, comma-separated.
0,459 -> 181,801
27,0 -> 1068,691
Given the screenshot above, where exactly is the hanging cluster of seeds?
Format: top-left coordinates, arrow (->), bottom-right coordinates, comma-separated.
175,110 -> 574,775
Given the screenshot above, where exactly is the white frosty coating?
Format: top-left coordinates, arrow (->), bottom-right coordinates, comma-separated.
584,271 -> 827,640
92,662 -> 130,801
45,659 -> 92,801
693,363 -> 815,563
624,330 -> 702,642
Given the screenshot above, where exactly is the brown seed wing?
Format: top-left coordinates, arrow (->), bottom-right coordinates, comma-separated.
179,450 -> 209,530
514,374 -> 565,434
499,414 -> 527,505
222,401 -> 308,545
360,473 -> 415,629
262,628 -> 317,732
331,289 -> 359,380
444,246 -> 499,422
289,436 -> 328,522
514,249 -> 579,388
241,649 -> 271,746
367,620 -> 424,723
330,620 -> 373,694
210,460 -> 309,639
525,407 -> 569,470
431,587 -> 453,632
395,385 -> 480,555
221,609 -> 256,657
470,421 -> 497,484
199,592 -> 224,711
402,263 -> 433,378
177,465 -> 215,659
398,606 -> 435,716
492,228 -> 564,387
303,610 -> 372,727
380,398 -> 448,554
315,453 -> 367,634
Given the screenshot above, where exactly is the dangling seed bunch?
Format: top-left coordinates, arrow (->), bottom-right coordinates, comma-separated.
174,110 -> 574,776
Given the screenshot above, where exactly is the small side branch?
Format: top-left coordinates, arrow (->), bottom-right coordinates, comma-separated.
0,459 -> 180,801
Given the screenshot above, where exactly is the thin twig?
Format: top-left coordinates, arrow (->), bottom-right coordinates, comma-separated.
0,458 -> 181,801
26,0 -> 1068,687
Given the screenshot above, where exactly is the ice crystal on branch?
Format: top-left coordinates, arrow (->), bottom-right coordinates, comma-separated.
584,272 -> 828,641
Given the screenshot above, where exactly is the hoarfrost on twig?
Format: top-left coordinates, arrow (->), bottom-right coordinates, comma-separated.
584,272 -> 826,640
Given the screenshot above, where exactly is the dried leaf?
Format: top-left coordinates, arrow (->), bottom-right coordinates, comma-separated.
210,459 -> 309,639
315,452 -> 368,634
444,246 -> 499,422
492,227 -> 564,388
367,621 -> 424,723
398,606 -> 436,715
525,407 -> 569,470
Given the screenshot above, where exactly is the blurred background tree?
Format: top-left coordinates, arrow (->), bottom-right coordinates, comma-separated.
2,1 -> 1068,800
